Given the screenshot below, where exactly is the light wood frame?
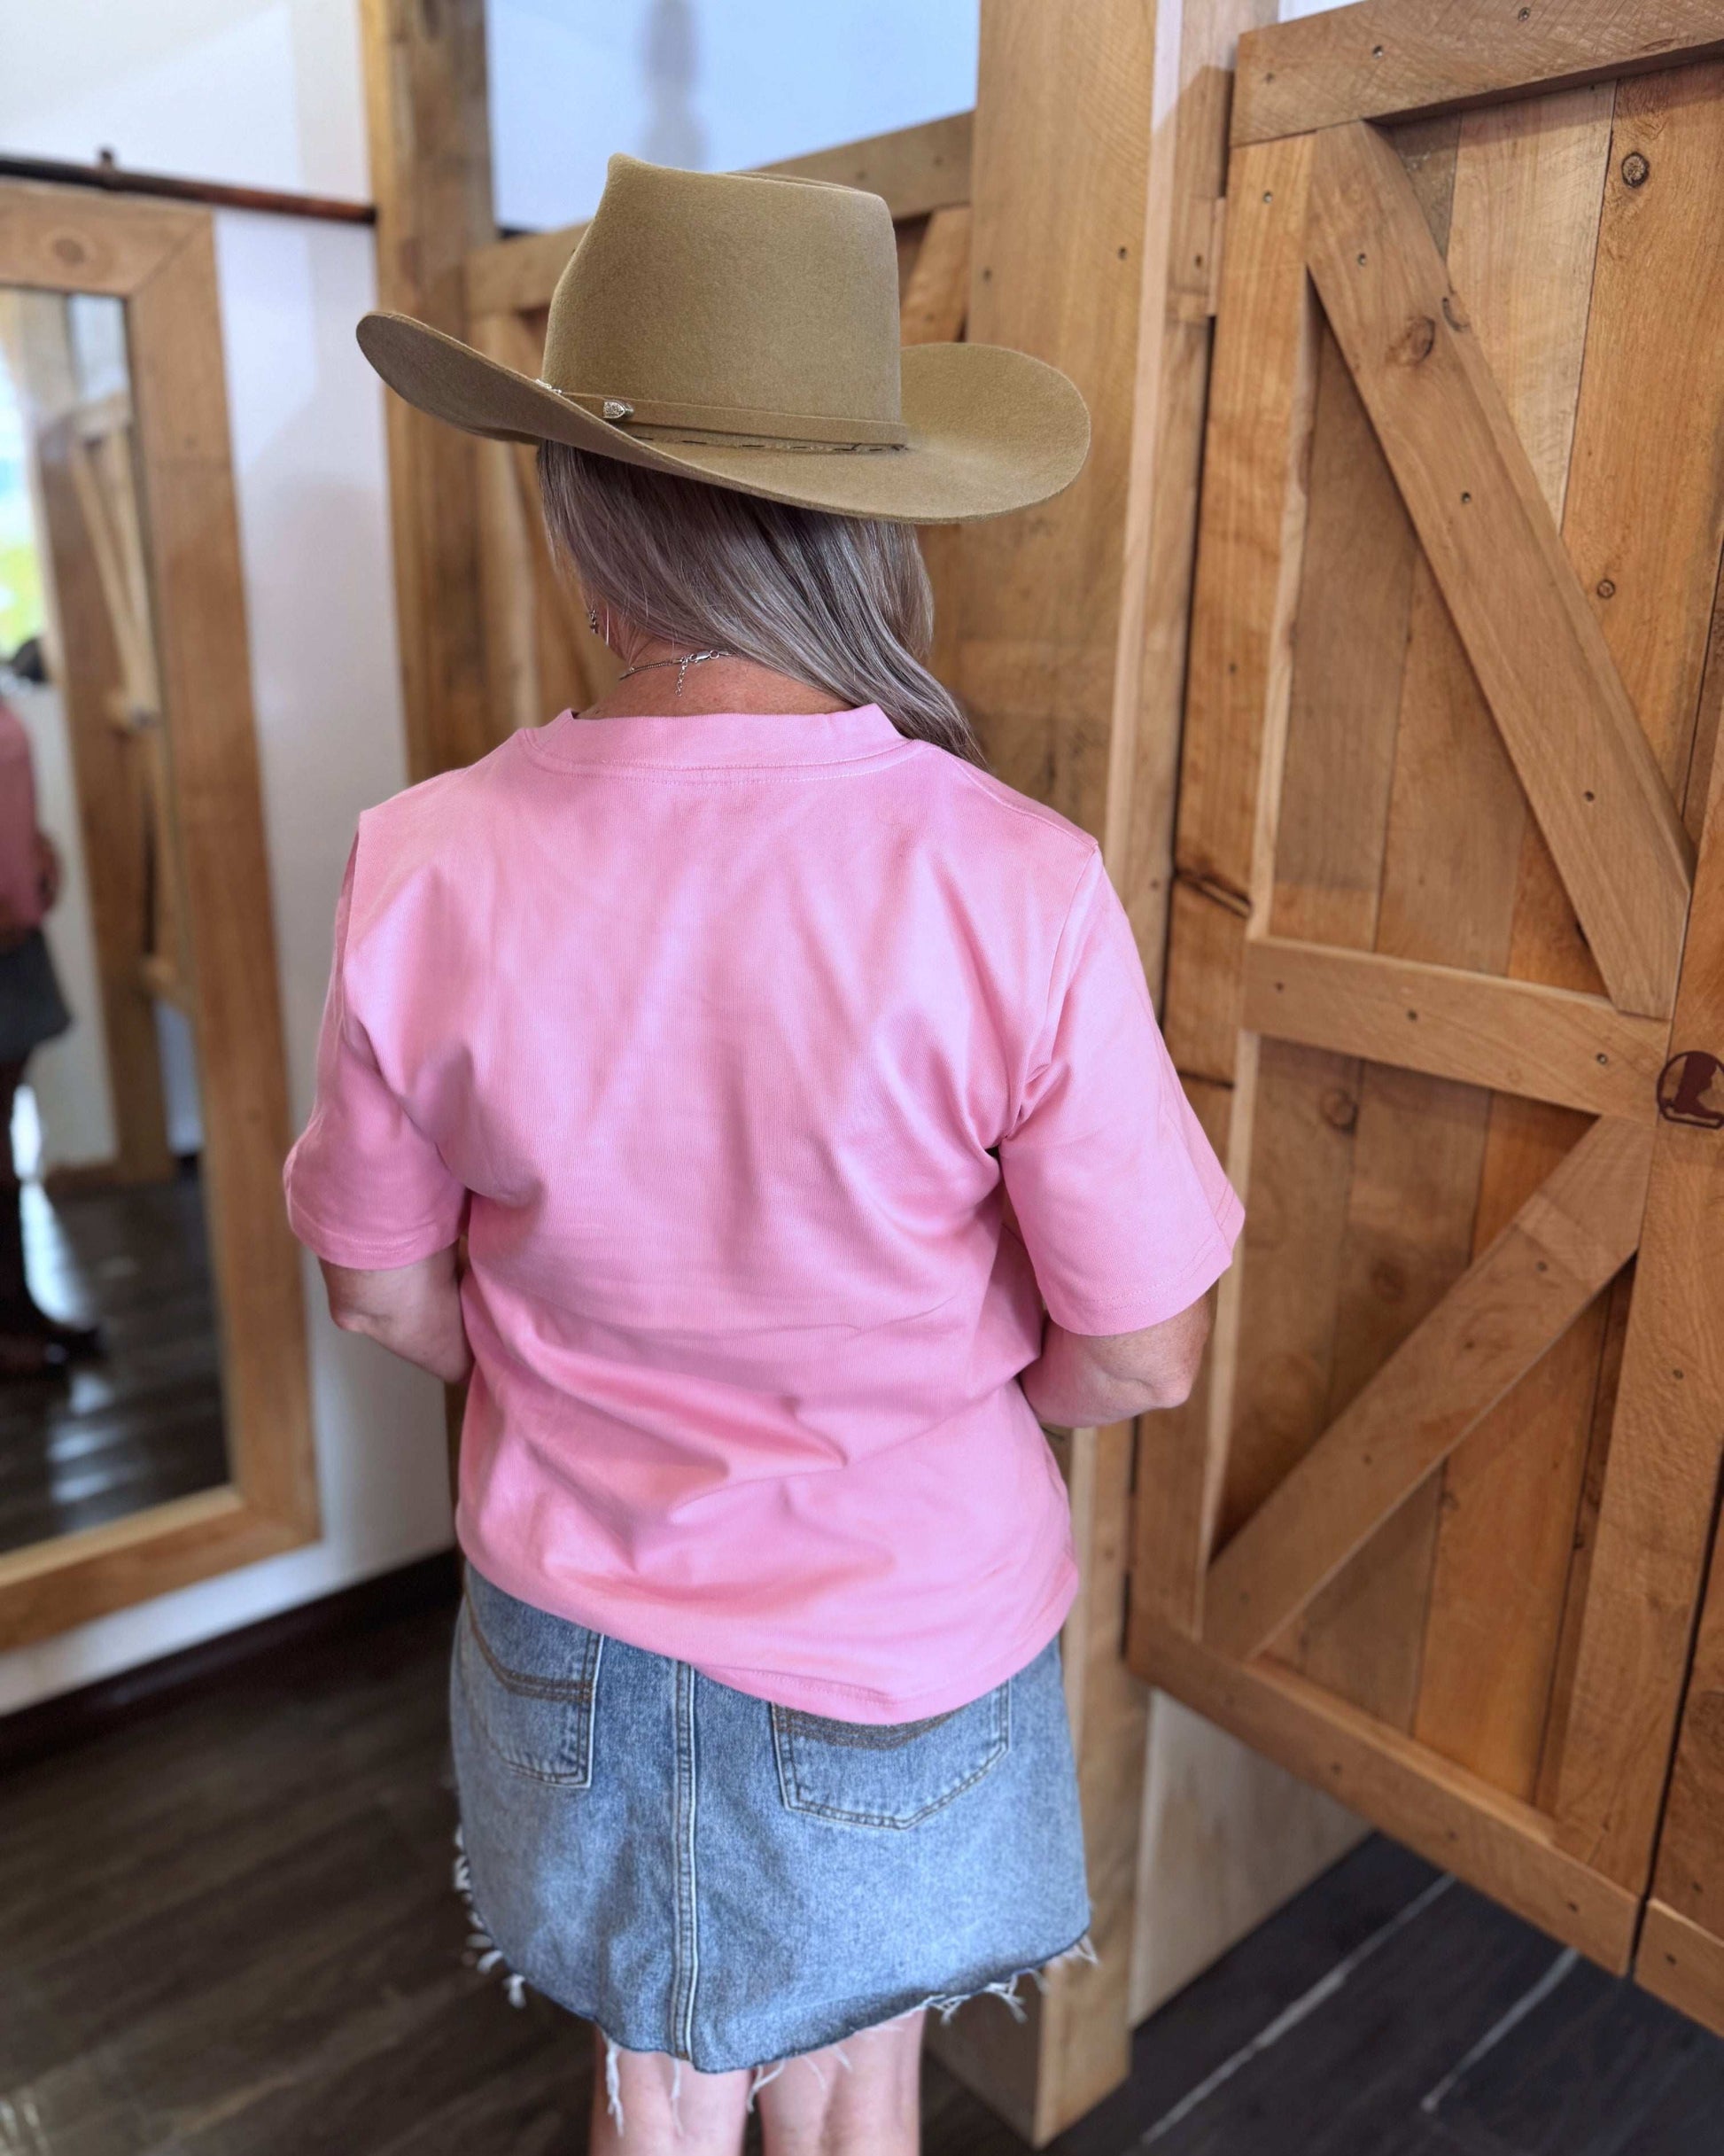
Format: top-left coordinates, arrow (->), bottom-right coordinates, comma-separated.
0,182 -> 319,1646
1131,0 -> 1724,2004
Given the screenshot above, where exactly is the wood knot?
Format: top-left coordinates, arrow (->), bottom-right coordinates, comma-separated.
1319,1088 -> 1358,1132
1394,315 -> 1437,366
1441,292 -> 1470,333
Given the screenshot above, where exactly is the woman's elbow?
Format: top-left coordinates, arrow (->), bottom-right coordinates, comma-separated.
1126,1299 -> 1214,1414
327,1294 -> 382,1341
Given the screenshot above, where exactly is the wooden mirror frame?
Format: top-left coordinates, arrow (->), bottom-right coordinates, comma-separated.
0,180 -> 318,1646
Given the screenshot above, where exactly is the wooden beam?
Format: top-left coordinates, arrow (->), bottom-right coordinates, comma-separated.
1232,0 -> 1724,145
1161,136 -> 1317,1085
957,0 -> 1159,831
1304,118 -> 1693,1020
1104,0 -> 1278,1000
466,111 -> 974,321
1242,938 -> 1669,1123
1204,1115 -> 1654,1662
1138,136 -> 1319,1643
898,205 -> 973,344
360,0 -> 496,782
1134,1615 -> 1640,1971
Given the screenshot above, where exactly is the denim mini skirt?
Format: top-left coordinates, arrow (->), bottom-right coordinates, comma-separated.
450,1562 -> 1092,2074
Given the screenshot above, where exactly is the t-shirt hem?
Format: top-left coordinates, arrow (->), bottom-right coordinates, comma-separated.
284,1191 -> 462,1270
692,1560 -> 1080,1721
461,1543 -> 1081,1726
1044,1183 -> 1245,1336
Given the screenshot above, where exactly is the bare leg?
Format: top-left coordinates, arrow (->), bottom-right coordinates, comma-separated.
0,1058 -> 54,1378
0,1055 -> 99,1371
587,2027 -> 751,2155
756,2009 -> 924,2156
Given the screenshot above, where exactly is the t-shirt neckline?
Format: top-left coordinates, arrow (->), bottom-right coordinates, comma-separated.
518,703 -> 911,773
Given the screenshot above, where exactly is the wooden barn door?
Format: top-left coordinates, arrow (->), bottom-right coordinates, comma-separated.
1130,13 -> 1724,1982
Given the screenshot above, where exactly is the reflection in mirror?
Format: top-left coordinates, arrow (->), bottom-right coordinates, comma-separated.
0,285 -> 228,1554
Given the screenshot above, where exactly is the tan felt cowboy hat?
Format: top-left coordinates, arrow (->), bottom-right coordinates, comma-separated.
357,153 -> 1090,525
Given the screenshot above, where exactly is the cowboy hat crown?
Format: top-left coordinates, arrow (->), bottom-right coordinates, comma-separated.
357,153 -> 1089,525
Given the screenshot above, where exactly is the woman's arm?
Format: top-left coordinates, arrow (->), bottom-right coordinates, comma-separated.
1019,1289 -> 1212,1428
320,1245 -> 472,1384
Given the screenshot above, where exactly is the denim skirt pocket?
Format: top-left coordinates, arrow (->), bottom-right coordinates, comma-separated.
770,1678 -> 1011,1829
456,1564 -> 602,1787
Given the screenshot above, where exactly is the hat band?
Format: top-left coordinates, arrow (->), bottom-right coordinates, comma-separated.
537,380 -> 909,451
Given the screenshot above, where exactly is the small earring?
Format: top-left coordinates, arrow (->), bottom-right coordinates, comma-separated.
586,605 -> 600,636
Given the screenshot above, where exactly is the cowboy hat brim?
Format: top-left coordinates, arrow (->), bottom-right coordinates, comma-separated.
356,312 -> 1090,525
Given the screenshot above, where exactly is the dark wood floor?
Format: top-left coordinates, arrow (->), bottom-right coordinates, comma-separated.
0,1174 -> 228,1553
2,1592 -> 1720,2154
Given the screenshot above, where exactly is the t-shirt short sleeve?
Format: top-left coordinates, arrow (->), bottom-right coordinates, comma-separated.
283,839 -> 467,1268
999,849 -> 1243,1335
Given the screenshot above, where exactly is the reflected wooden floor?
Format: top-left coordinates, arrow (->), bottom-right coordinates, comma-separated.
1,1589 -> 1720,2153
0,1173 -> 227,1553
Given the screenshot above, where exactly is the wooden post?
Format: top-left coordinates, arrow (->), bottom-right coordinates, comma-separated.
359,0 -> 497,782
930,4 -> 1367,2140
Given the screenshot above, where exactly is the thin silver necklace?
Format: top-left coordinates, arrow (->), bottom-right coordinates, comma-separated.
614,647 -> 735,697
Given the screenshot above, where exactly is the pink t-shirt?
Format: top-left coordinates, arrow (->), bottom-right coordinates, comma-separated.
284,705 -> 1242,1721
0,701 -> 45,936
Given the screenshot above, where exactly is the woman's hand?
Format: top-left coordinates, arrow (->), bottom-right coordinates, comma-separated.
34,831 -> 62,914
319,1243 -> 474,1385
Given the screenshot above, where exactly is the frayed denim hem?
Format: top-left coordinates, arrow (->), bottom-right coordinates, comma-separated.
454,1825 -> 1096,2130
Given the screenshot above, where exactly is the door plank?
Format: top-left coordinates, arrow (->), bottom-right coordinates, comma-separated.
1205,1115 -> 1654,1662
1286,98 -> 1599,1728
1231,0 -> 1724,146
1134,134 -> 1318,1634
1267,325 -> 1417,949
1135,1615 -> 1640,1973
1417,70 -> 1724,1795
1563,65 -> 1724,796
1555,736 -> 1724,1887
1243,938 -> 1665,1122
1219,123 -> 1459,1582
1305,118 -> 1693,1019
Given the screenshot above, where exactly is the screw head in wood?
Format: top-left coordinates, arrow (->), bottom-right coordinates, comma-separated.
1622,152 -> 1650,188
1596,578 -> 1616,598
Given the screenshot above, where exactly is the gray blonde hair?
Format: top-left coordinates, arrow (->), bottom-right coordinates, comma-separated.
537,442 -> 985,767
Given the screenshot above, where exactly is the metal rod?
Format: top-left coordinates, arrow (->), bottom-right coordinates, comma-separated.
0,150 -> 377,226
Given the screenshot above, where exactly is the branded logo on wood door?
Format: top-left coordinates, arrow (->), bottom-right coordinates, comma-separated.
1658,1051 -> 1724,1130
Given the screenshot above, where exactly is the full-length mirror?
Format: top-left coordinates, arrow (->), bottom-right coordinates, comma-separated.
0,183 -> 317,1645
1,285 -> 228,1549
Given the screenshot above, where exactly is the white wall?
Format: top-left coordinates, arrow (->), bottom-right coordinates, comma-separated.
491,0 -> 979,231
0,0 -> 452,1714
